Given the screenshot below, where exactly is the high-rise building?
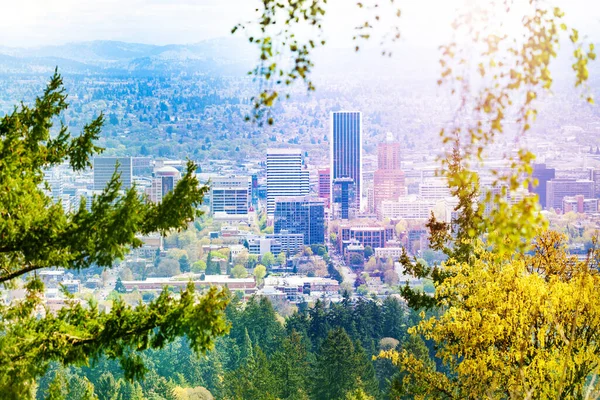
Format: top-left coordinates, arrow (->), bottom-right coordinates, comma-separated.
132,157 -> 153,176
318,168 -> 331,206
93,157 -> 133,191
373,139 -> 405,212
266,149 -> 309,215
530,163 -> 555,208
546,179 -> 595,211
331,111 -> 362,211
210,176 -> 251,217
274,196 -> 325,244
377,138 -> 401,170
148,166 -> 181,203
332,177 -> 358,220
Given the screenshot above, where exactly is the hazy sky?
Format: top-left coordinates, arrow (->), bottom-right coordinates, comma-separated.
1,0 -> 598,48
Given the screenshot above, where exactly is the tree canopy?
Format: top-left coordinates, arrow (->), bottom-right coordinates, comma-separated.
0,71 -> 229,398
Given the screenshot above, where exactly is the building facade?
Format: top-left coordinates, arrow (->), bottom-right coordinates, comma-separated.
332,177 -> 358,220
148,166 -> 181,203
331,111 -> 362,211
210,176 -> 251,217
93,157 -> 132,191
562,195 -> 599,214
546,179 -> 595,211
373,139 -> 406,212
274,196 -> 325,245
318,168 -> 331,207
266,148 -> 309,215
266,231 -> 305,256
530,163 -> 556,208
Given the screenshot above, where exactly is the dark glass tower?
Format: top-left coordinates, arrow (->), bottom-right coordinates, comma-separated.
274,196 -> 325,245
530,163 -> 555,208
331,111 -> 362,212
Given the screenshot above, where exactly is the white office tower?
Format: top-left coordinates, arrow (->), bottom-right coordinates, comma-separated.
266,149 -> 309,215
210,176 -> 252,218
93,157 -> 133,191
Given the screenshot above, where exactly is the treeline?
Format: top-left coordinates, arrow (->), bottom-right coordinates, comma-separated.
35,295 -> 431,400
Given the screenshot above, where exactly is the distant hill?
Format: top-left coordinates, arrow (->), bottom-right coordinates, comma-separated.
0,38 -> 257,76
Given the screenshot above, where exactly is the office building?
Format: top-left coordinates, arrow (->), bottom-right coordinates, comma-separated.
331,111 -> 362,210
93,157 -> 132,191
379,195 -> 437,220
148,166 -> 181,203
419,179 -> 451,200
266,149 -> 309,215
132,157 -> 153,176
530,163 -> 555,207
274,196 -> 325,244
546,179 -> 595,211
247,237 -> 282,257
266,231 -> 305,256
337,221 -> 393,253
373,138 -> 406,212
332,177 -> 358,219
210,176 -> 251,217
562,195 -> 598,214
318,168 -> 331,206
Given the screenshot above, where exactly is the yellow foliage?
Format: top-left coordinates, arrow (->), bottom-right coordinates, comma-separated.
381,231 -> 600,398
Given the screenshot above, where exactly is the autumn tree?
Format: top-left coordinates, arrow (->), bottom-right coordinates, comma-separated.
237,0 -> 598,397
0,71 -> 229,398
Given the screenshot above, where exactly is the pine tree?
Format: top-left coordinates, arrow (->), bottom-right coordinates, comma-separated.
114,277 -> 127,293
95,372 -> 121,400
272,331 -> 312,400
179,255 -> 190,273
0,72 -> 229,397
311,328 -> 361,400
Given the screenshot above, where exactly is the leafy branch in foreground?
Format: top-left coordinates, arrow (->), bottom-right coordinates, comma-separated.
0,70 -> 229,399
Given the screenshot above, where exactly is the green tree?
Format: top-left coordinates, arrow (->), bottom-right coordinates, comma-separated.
114,277 -> 127,294
205,252 -> 220,275
155,258 -> 181,277
118,380 -> 144,400
191,260 -> 206,273
276,251 -> 286,266
253,264 -> 267,286
363,246 -> 374,259
311,328 -> 362,400
67,374 -> 96,400
0,72 -> 229,398
95,372 -> 121,400
224,345 -> 277,400
231,264 -> 248,279
179,255 -> 191,273
272,331 -> 312,400
261,252 -> 275,268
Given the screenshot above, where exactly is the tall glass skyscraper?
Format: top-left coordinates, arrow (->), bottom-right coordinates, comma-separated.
331,111 -> 362,212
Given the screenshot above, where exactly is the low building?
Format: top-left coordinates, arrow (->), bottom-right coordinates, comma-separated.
263,276 -> 340,301
266,230 -> 305,256
247,237 -> 282,257
562,195 -> 598,214
122,275 -> 257,295
374,247 -> 404,260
